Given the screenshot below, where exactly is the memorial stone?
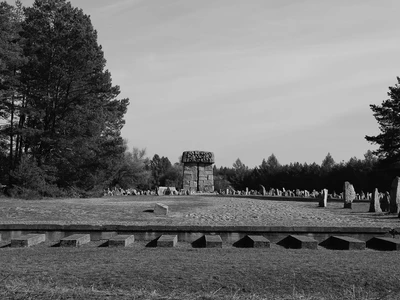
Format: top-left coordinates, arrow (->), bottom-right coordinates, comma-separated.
154,203 -> 168,216
390,177 -> 400,214
319,189 -> 328,207
181,151 -> 214,193
343,181 -> 355,209
369,188 -> 382,213
260,185 -> 266,196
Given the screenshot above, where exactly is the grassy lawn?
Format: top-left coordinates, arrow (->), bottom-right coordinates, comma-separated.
0,242 -> 400,299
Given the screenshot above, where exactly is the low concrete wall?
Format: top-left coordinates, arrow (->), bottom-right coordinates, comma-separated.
0,224 -> 395,243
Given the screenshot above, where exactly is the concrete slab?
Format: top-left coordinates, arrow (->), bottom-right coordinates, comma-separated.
11,234 -> 46,247
157,235 -> 178,247
205,235 -> 222,248
278,235 -> 318,249
154,203 -> 168,216
320,236 -> 365,250
60,234 -> 91,247
367,237 -> 400,251
234,235 -> 270,248
108,235 -> 135,247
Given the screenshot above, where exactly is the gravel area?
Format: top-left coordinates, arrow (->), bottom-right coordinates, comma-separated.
0,195 -> 398,227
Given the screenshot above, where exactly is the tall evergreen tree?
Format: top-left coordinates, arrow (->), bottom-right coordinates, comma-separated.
0,1 -> 25,183
365,77 -> 400,162
3,0 -> 129,193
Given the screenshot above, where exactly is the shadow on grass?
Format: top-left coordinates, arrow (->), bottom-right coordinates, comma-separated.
143,209 -> 154,213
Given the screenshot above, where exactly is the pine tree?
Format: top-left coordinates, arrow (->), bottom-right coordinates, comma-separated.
365,77 -> 400,162
4,0 -> 129,193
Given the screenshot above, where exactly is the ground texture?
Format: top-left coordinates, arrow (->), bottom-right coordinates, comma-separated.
0,195 -> 397,227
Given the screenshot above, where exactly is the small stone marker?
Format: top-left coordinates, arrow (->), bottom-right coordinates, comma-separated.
154,203 -> 168,216
108,235 -> 135,247
60,234 -> 91,247
157,235 -> 178,247
319,189 -> 328,207
11,234 -> 46,247
343,181 -> 356,209
369,188 -> 382,213
205,235 -> 222,248
278,235 -> 318,249
157,187 -> 168,195
390,177 -> 400,214
366,237 -> 400,251
321,236 -> 365,250
235,235 -> 270,248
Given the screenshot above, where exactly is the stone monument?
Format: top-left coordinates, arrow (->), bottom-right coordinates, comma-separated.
390,176 -> 400,214
343,181 -> 355,209
369,188 -> 382,213
319,188 -> 328,207
181,151 -> 214,193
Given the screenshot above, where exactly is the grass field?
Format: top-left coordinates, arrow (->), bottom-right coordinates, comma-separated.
1,243 -> 400,300
0,195 -> 399,299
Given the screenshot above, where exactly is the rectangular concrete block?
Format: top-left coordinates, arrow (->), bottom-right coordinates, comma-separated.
235,235 -> 270,248
60,234 -> 91,247
108,235 -> 135,247
154,203 -> 168,216
367,237 -> 400,251
205,235 -> 222,248
157,235 -> 178,247
11,234 -> 46,247
247,235 -> 271,248
322,236 -> 366,250
278,235 -> 318,249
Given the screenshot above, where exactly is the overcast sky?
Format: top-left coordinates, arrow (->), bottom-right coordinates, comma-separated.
13,0 -> 400,167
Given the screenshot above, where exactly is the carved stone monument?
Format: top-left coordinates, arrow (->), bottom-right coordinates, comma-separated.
181,151 -> 214,193
343,181 -> 355,209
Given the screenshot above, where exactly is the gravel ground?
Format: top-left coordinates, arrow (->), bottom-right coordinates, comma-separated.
0,195 -> 398,227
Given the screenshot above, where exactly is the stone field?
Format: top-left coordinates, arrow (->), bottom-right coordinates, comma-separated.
0,195 -> 398,227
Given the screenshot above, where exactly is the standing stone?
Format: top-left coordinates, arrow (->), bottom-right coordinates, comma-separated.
343,181 -> 355,209
319,189 -> 328,207
260,185 -> 266,196
390,177 -> 400,214
369,188 -> 382,213
381,191 -> 390,212
181,151 -> 214,193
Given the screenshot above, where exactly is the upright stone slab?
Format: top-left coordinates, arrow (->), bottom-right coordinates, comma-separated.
260,185 -> 266,196
343,181 -> 356,209
182,151 -> 214,193
157,235 -> 178,247
60,234 -> 90,247
108,235 -> 135,247
154,203 -> 168,216
11,234 -> 46,247
390,177 -> 400,214
369,188 -> 382,213
319,189 -> 328,207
